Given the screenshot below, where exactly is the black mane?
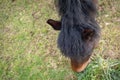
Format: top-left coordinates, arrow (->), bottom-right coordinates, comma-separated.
57,0 -> 100,60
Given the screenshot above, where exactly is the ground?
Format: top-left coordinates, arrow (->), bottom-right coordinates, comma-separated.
0,0 -> 120,80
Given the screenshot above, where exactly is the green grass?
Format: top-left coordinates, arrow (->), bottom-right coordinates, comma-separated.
76,55 -> 120,80
0,0 -> 120,80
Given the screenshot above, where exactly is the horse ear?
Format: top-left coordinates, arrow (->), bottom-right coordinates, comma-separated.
47,19 -> 61,30
83,28 -> 95,40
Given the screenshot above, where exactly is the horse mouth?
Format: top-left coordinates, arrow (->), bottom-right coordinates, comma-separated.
71,56 -> 90,72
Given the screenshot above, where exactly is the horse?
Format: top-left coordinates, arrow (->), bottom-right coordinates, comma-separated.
47,0 -> 100,72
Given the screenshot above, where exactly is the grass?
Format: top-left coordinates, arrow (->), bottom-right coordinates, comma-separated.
0,0 -> 120,80
76,55 -> 120,80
